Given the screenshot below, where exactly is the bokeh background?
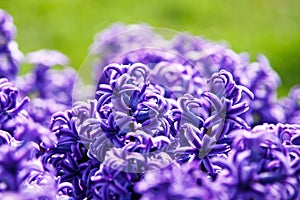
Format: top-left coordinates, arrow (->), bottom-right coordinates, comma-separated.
1,0 -> 299,96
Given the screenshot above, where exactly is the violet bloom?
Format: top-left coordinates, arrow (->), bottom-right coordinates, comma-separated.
23,50 -> 74,105
175,70 -> 253,176
0,78 -> 57,152
96,63 -> 176,139
241,55 -> 283,125
90,23 -> 168,81
0,9 -> 15,46
135,162 -> 226,200
74,76 -> 175,160
0,144 -> 60,200
250,123 -> 300,185
26,98 -> 68,127
42,109 -> 100,199
278,86 -> 300,124
170,33 -> 245,79
0,78 -> 29,133
213,126 -> 299,200
14,50 -> 79,126
171,34 -> 281,126
91,147 -> 173,200
0,10 -> 23,80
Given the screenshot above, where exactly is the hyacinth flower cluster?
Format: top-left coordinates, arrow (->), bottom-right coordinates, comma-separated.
0,9 -> 300,200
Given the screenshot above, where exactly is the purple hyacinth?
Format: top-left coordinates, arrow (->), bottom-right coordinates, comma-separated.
0,9 -> 16,46
278,86 -> 300,124
14,50 -> 79,126
91,147 -> 173,200
136,162 -> 227,200
0,9 -> 23,80
42,109 -> 100,199
0,78 -> 56,150
96,63 -> 177,139
213,124 -> 299,200
26,98 -> 68,127
91,23 -> 282,127
0,78 -> 29,132
22,50 -> 73,104
90,23 -> 168,80
170,33 -> 282,126
0,143 -> 62,200
174,70 -> 253,176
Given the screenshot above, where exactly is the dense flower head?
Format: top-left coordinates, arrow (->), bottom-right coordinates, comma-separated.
213,124 -> 300,200
42,109 -> 101,199
135,162 -> 227,200
90,24 -> 282,128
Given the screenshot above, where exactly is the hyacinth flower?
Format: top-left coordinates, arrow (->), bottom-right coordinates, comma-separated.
95,63 -> 177,138
43,99 -> 174,199
91,147 -> 174,200
278,86 -> 300,124
170,33 -> 242,78
42,109 -> 101,199
250,123 -> 300,185
0,141 -> 76,200
213,125 -> 299,200
170,33 -> 282,126
0,9 -> 23,81
76,62 -> 178,156
19,49 -> 73,104
90,23 -> 168,81
91,24 -> 282,127
0,144 -> 56,199
0,78 -> 57,150
241,55 -> 283,125
14,50 -> 80,126
175,70 -> 253,176
0,78 -> 29,133
135,162 -> 227,200
0,107 -> 62,200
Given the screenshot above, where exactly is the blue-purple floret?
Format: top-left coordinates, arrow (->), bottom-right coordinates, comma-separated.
0,13 -> 300,199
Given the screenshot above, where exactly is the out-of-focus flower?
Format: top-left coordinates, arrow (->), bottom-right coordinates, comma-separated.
0,9 -> 16,46
278,86 -> 300,124
90,23 -> 168,80
91,147 -> 173,200
0,144 -> 60,200
14,50 -> 80,127
26,98 -> 68,127
170,34 -> 282,127
0,10 -> 23,80
213,125 -> 299,200
19,50 -> 73,104
136,162 -> 226,200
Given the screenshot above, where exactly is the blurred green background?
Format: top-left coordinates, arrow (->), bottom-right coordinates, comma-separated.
1,0 -> 299,96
